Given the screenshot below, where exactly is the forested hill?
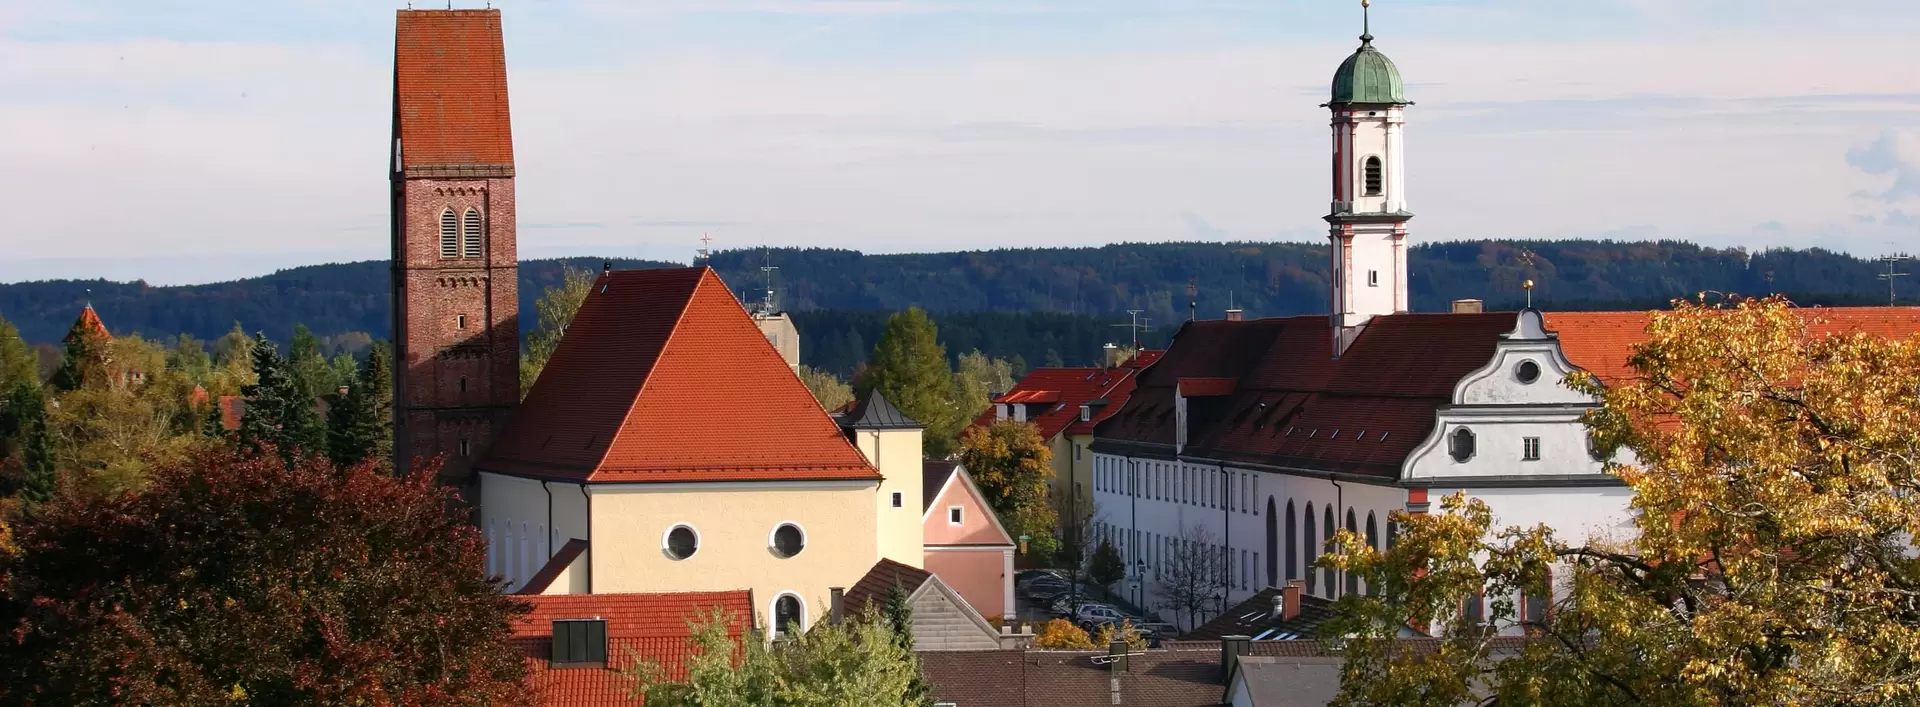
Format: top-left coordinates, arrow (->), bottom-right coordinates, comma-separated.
0,240 -> 1899,368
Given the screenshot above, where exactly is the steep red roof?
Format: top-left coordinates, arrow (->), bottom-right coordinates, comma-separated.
64,305 -> 112,343
1177,377 -> 1238,397
482,267 -> 879,484
515,591 -> 752,706
394,10 -> 514,169
842,558 -> 934,617
1095,314 -> 1514,478
1547,307 -> 1920,384
969,351 -> 1162,442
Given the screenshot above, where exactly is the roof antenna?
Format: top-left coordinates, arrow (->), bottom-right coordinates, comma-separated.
758,244 -> 779,315
1879,253 -> 1912,306
697,233 -> 713,264
1187,277 -> 1198,322
1112,310 -> 1148,349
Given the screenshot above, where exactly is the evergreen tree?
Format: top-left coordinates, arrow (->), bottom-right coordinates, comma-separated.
863,308 -> 962,457
6,382 -> 55,508
201,397 -> 228,439
363,341 -> 394,468
1088,540 -> 1125,589
879,582 -> 935,706
239,335 -> 322,463
287,323 -> 329,401
325,362 -> 382,469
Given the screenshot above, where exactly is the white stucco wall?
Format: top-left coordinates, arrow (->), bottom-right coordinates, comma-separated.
478,472 -> 589,593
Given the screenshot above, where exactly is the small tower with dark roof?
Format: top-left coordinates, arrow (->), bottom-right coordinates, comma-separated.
1325,0 -> 1412,357
840,389 -> 928,568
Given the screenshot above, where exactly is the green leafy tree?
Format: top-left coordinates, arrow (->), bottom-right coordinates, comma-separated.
208,322 -> 256,397
0,446 -> 530,704
239,335 -> 322,463
957,420 -> 1057,562
166,334 -> 211,387
863,308 -> 962,457
0,316 -> 36,393
798,365 -> 854,411
521,266 -> 596,399
287,323 -> 330,400
951,349 -> 1016,424
1088,540 -> 1125,589
1327,295 -> 1920,707
630,607 -> 927,707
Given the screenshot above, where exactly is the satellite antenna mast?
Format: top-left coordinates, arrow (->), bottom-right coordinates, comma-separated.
1187,278 -> 1198,322
697,233 -> 713,264
1112,310 -> 1149,349
1879,253 -> 1911,306
759,245 -> 779,314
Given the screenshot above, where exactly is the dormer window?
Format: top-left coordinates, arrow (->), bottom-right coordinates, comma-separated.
995,404 -> 1008,421
1363,156 -> 1383,196
1079,405 -> 1091,422
439,209 -> 459,258
461,208 -> 483,259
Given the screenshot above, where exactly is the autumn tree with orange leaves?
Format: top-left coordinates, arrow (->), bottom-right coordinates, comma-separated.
1324,296 -> 1920,706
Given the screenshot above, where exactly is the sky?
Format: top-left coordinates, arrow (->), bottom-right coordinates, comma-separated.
2,0 -> 1919,286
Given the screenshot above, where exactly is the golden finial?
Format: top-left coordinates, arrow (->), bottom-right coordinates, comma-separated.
1523,279 -> 1536,308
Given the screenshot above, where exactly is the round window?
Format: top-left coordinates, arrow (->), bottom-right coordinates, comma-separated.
772,524 -> 805,558
665,525 -> 698,560
1515,360 -> 1541,384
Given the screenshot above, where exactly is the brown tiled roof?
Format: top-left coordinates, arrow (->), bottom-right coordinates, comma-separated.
515,591 -> 752,706
843,558 -> 932,616
923,460 -> 958,510
1546,306 -> 1920,384
970,351 -> 1162,442
217,396 -> 245,431
394,10 -> 514,169
1096,314 -> 1514,478
516,538 -> 589,595
481,267 -> 880,484
1181,587 -> 1338,641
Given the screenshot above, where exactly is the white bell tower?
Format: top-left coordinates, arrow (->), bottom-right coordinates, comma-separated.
1325,0 -> 1411,357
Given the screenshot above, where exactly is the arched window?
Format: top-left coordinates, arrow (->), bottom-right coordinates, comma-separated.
1364,512 -> 1380,596
1264,498 -> 1278,587
1285,501 -> 1298,582
1387,520 -> 1399,550
773,594 -> 805,638
1345,509 -> 1360,596
1322,505 -> 1336,598
1522,567 -> 1553,634
1363,156 -> 1383,196
1303,503 -> 1316,594
461,208 -> 483,259
439,209 -> 458,258
1449,427 -> 1476,463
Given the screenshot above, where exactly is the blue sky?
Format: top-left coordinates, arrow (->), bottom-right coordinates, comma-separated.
3,0 -> 1919,285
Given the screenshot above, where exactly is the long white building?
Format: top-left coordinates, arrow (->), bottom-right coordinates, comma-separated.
1087,8 -> 1918,630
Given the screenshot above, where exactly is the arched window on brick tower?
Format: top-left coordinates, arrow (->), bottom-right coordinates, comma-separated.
462,207 -> 483,258
439,208 -> 459,258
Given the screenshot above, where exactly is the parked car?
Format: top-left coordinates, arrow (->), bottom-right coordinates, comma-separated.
1071,603 -> 1130,630
1133,622 -> 1179,641
1016,570 -> 1070,592
1049,595 -> 1100,617
1026,581 -> 1075,604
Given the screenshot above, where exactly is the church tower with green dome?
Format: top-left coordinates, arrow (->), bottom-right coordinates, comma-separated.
1325,0 -> 1412,357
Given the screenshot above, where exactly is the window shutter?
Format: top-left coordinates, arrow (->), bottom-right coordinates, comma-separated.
439,209 -> 458,258
462,208 -> 484,258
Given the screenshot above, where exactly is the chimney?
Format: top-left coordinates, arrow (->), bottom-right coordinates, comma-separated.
1450,299 -> 1484,314
1221,635 -> 1251,675
1281,579 -> 1304,621
829,587 -> 845,625
550,618 -> 609,669
1225,308 -> 1244,322
1103,343 -> 1124,369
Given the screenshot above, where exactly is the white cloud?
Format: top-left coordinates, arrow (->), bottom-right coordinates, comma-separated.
1848,128 -> 1920,202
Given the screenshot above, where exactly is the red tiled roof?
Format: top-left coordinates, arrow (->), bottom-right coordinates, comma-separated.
1546,307 -> 1920,384
482,267 -> 879,484
970,351 -> 1162,442
921,648 -> 1226,707
218,396 -> 245,431
394,10 -> 514,168
64,305 -> 112,343
842,558 -> 933,617
515,591 -> 752,706
1096,314 -> 1514,478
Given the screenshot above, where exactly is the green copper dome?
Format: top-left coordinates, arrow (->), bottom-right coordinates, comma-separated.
1330,35 -> 1405,105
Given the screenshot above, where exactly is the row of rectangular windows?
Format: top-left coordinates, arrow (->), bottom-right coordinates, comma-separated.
440,207 -> 485,259
1090,456 -> 1257,515
1091,522 -> 1257,593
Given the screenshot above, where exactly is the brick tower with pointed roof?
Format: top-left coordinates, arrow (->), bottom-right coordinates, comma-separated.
390,9 -> 520,481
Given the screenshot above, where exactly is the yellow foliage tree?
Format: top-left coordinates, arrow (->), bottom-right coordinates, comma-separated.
958,421 -> 1058,561
1092,620 -> 1147,653
1032,618 -> 1094,650
1326,295 -> 1920,706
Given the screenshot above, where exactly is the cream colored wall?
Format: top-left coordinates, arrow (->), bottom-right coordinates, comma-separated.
852,427 -> 926,568
478,472 -> 588,593
588,481 -> 880,632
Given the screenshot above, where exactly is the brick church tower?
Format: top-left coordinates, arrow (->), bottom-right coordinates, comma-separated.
390,9 -> 520,481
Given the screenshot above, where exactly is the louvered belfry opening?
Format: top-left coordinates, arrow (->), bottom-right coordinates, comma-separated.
462,207 -> 483,258
439,208 -> 459,258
